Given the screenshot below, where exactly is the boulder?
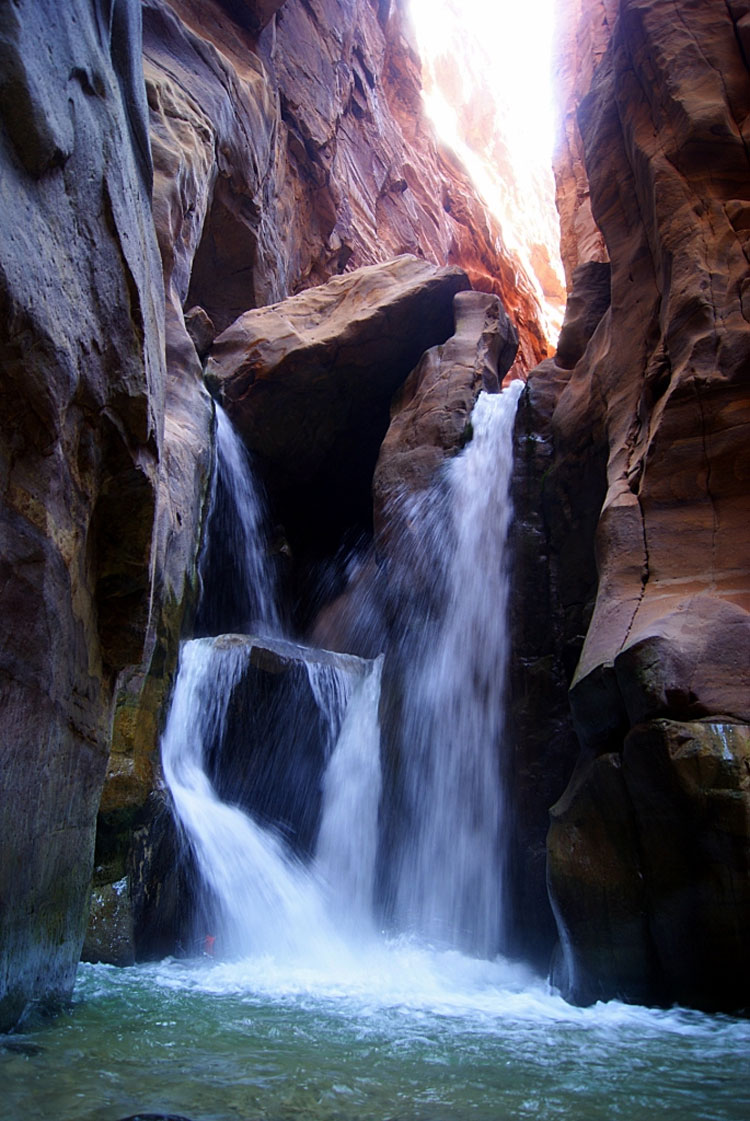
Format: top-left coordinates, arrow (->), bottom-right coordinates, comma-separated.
206,255 -> 470,553
81,880 -> 135,968
549,721 -> 750,1011
205,634 -> 372,858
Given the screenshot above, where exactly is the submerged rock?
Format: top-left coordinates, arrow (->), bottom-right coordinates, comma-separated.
116,1114 -> 197,1121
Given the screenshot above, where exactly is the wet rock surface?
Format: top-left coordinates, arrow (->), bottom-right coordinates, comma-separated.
207,635 -> 370,859
372,289 -> 518,551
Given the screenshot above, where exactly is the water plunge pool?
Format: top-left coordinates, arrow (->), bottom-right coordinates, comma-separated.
5,948 -> 749,1121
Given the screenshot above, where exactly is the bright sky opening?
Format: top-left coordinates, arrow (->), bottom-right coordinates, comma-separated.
407,0 -> 564,339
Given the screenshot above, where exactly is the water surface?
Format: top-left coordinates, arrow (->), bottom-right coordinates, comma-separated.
5,948 -> 749,1121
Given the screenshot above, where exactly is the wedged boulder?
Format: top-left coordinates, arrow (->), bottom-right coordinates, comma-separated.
206,255 -> 470,552
549,720 -> 750,1011
372,289 -> 518,546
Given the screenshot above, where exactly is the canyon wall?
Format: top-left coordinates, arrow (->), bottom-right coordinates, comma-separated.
511,0 -> 750,1010
1,0 -> 550,1023
0,0 -> 165,1030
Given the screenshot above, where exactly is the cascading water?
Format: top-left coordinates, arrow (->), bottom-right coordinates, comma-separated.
162,405 -> 384,959
164,385 -> 523,962
161,637 -> 332,957
392,380 -> 524,956
193,405 -> 281,638
314,655 -> 384,934
13,386 -> 750,1121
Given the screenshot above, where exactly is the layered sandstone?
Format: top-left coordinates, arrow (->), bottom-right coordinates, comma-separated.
553,0 -> 612,286
513,0 -> 750,1010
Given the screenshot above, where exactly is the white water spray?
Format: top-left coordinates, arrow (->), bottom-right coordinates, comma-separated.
162,406 -> 384,959
314,655 -> 384,934
393,381 -> 523,955
162,384 -> 522,964
161,638 -> 335,958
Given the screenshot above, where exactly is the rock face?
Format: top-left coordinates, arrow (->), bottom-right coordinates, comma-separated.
513,0 -> 750,1010
206,256 -> 470,554
140,0 -> 548,369
0,0 -> 164,1029
372,289 -> 518,548
553,0 -> 612,287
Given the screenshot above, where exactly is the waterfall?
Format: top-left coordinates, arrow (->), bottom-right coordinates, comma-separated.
392,381 -> 523,956
161,638 -> 335,958
314,656 -> 384,934
162,405 -> 383,958
162,381 -> 521,963
194,405 -> 280,637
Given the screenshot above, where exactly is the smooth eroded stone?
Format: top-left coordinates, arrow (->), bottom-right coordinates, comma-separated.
205,255 -> 470,551
525,0 -> 750,1009
0,0 -> 164,1031
547,752 -> 655,1006
372,289 -> 518,547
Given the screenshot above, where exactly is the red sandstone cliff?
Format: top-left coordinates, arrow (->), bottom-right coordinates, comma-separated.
511,0 -> 750,1011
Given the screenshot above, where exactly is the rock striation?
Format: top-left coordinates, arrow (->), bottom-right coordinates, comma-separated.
512,0 -> 750,1010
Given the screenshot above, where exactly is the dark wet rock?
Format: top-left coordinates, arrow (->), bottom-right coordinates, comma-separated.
116,1114 -> 198,1121
206,635 -> 371,858
81,879 -> 135,968
0,1040 -> 44,1057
